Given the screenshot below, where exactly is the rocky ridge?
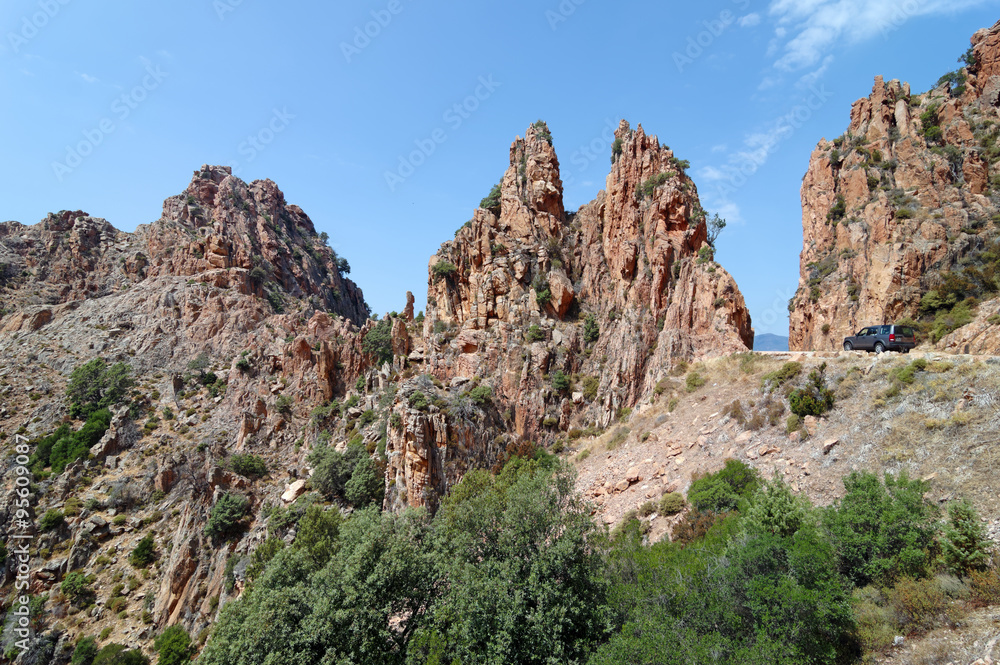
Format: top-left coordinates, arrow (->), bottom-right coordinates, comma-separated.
385,120 -> 752,509
789,21 -> 1000,352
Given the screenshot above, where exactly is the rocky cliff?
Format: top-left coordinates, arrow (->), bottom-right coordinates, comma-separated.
384,120 -> 753,510
789,22 -> 1000,352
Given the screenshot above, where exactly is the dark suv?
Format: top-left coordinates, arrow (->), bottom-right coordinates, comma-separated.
843,324 -> 916,353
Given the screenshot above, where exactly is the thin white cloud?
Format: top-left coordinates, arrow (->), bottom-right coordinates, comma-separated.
699,166 -> 727,181
710,144 -> 728,153
768,0 -> 993,71
796,54 -> 834,88
739,13 -> 762,27
76,72 -> 99,83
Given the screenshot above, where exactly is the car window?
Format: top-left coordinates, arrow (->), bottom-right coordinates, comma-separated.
879,325 -> 890,335
897,327 -> 914,337
861,328 -> 872,336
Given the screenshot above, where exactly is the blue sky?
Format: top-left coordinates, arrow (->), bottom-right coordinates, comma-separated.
2,1 -> 998,336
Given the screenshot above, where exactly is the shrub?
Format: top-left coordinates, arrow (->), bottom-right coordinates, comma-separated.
408,391 -> 429,411
887,576 -> 947,632
66,358 -> 134,419
480,183 -> 501,211
824,471 -> 938,587
93,645 -> 149,665
533,277 -> 552,307
129,533 -> 156,568
204,492 -> 250,540
611,137 -> 623,163
531,119 -> 553,144
61,571 -> 93,603
344,455 -> 385,508
670,509 -> 726,545
70,637 -> 99,665
827,194 -> 846,223
789,362 -> 835,417
687,459 -> 760,513
941,499 -> 991,575
274,395 -> 293,414
229,453 -> 267,478
362,317 -> 393,366
525,325 -> 545,342
685,371 -> 705,392
432,261 -> 458,279
638,172 -> 670,199
581,376 -> 599,401
658,492 -> 685,515
468,385 -> 492,406
31,408 -> 113,473
551,370 -> 571,393
39,509 -> 65,531
583,314 -> 599,344
153,625 -> 193,665
761,361 -> 801,391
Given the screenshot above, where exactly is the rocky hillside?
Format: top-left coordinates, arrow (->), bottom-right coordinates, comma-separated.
386,120 -> 753,509
789,21 -> 1000,352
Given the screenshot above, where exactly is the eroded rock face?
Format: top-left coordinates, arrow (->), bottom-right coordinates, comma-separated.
789,22 -> 1000,351
388,121 -> 752,508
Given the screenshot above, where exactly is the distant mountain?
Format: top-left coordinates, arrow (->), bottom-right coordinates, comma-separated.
754,333 -> 789,351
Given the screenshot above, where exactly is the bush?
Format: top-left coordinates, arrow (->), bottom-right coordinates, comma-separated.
408,391 -> 429,411
129,533 -> 156,568
789,362 -> 835,417
581,376 -> 599,401
66,358 -> 133,419
362,318 -> 393,366
480,183 -> 501,211
551,370 -> 571,393
887,577 -> 947,632
432,261 -> 458,279
532,119 -> 553,144
229,453 -> 267,478
204,492 -> 250,540
525,325 -> 545,342
824,471 -> 938,587
39,509 -> 65,531
638,172 -> 670,199
274,395 -> 293,415
658,492 -> 685,515
468,385 -> 492,406
61,571 -> 93,603
533,277 -> 552,307
344,455 -> 385,508
153,625 -> 193,665
941,499 -> 991,575
93,644 -> 150,665
583,314 -> 599,344
687,459 -> 760,513
31,408 -> 113,474
70,637 -> 99,665
685,371 -> 705,392
761,361 -> 801,391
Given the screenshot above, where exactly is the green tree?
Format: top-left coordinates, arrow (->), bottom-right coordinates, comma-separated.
129,533 -> 156,568
687,459 -> 760,513
706,213 -> 726,247
362,318 -> 393,366
480,183 -> 502,212
789,362 -> 835,417
743,476 -> 813,538
204,492 -> 250,541
293,504 -> 343,568
153,625 -> 193,665
61,571 -> 93,604
417,458 -> 607,665
824,471 -> 938,587
941,498 -> 991,576
583,313 -> 600,344
66,358 -> 133,418
70,637 -> 99,665
344,455 -> 385,508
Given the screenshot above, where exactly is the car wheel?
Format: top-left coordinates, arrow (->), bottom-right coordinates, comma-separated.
903,348 -> 910,354
875,342 -> 885,354
843,341 -> 853,351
